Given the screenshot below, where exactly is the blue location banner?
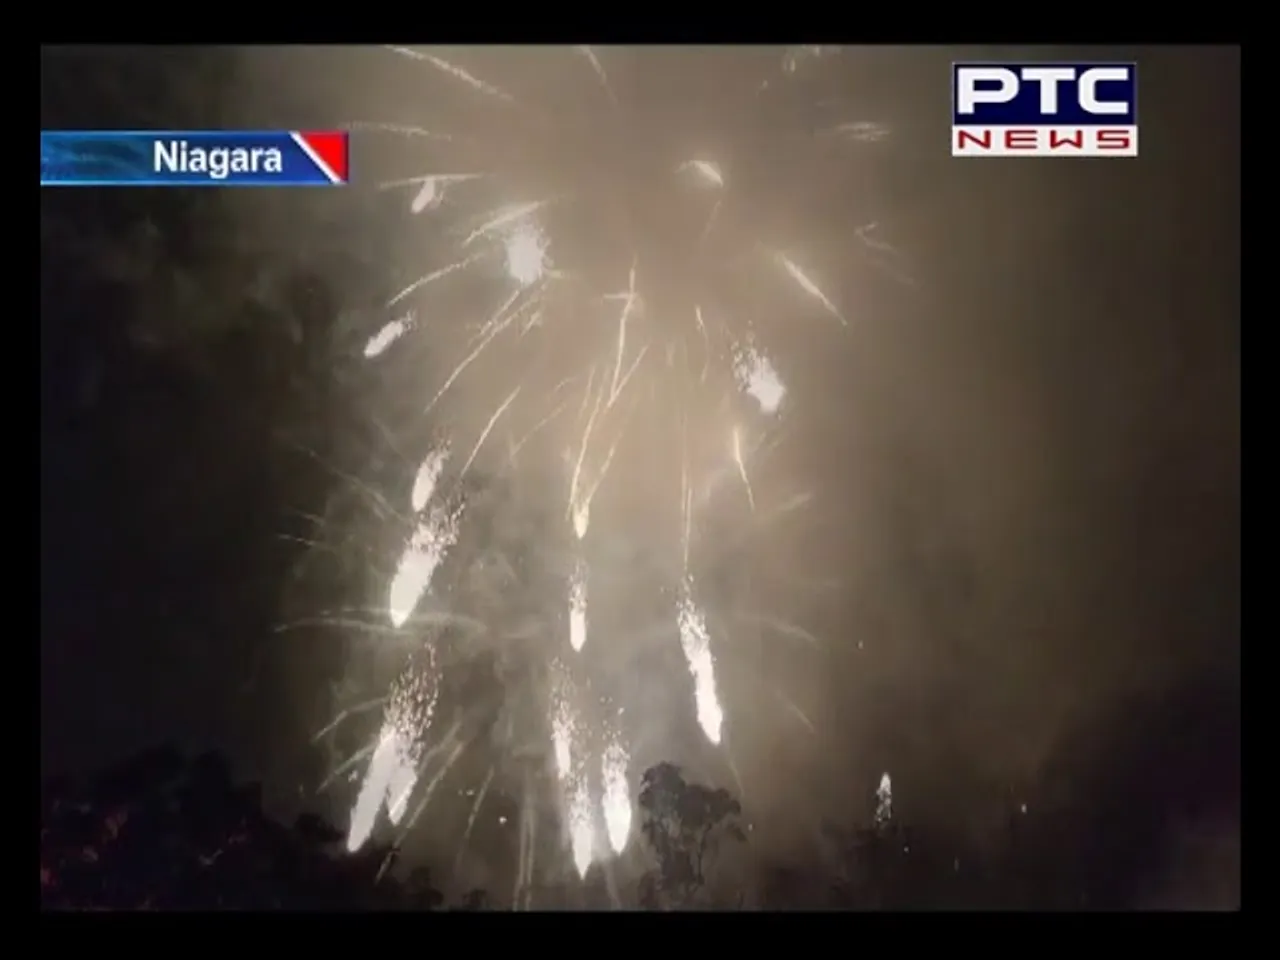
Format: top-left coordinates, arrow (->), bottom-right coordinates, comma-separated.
40,130 -> 350,187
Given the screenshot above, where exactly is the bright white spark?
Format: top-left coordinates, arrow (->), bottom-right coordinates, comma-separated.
568,558 -> 588,653
568,776 -> 595,878
347,667 -> 436,852
503,219 -> 550,288
378,173 -> 485,214
388,503 -> 462,628
601,739 -> 632,855
732,338 -> 786,416
365,313 -> 413,358
677,579 -> 724,745
775,252 -> 847,326
411,444 -> 449,514
551,697 -> 574,781
875,772 -> 893,827
679,159 -> 724,188
572,503 -> 591,540
411,178 -> 440,213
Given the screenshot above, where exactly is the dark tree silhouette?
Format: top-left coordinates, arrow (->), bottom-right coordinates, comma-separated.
40,746 -> 461,910
636,762 -> 746,908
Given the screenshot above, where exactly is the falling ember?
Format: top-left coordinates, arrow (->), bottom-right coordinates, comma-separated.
732,338 -> 786,416
601,740 -> 632,855
347,729 -> 412,851
411,177 -> 440,213
677,579 -> 725,745
365,314 -> 412,358
502,218 -> 550,288
411,444 -> 450,514
347,666 -> 436,852
551,690 -> 575,781
875,772 -> 893,827
679,158 -> 725,188
572,502 -> 590,540
568,777 -> 595,878
568,559 -> 588,653
388,504 -> 462,628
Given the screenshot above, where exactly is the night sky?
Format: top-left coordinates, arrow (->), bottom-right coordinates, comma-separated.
40,46 -> 1239,907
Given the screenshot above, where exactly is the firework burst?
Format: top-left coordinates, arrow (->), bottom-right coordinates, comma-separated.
287,45 -> 908,903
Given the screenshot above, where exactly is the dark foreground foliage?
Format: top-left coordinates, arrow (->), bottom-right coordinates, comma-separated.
42,744 -> 1239,911
39,747 -> 464,910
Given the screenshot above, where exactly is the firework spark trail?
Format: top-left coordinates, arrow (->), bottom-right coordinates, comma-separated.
365,313 -> 413,358
388,253 -> 487,309
575,45 -> 617,105
604,261 -> 639,404
601,738 -> 632,855
677,578 -> 725,745
347,664 -> 438,851
775,688 -> 817,735
568,377 -> 607,533
568,558 -> 588,654
856,222 -> 916,287
825,121 -> 891,143
276,610 -> 485,640
343,120 -> 456,141
731,426 -> 756,513
513,792 -> 529,906
521,781 -> 538,909
679,159 -> 725,189
411,443 -> 450,513
398,736 -> 468,838
736,612 -> 823,649
321,741 -> 375,792
732,337 -> 787,416
423,296 -> 527,418
280,439 -> 403,523
580,411 -> 629,519
773,251 -> 847,326
693,306 -> 712,381
312,697 -> 387,743
508,396 -> 572,463
388,500 -> 463,628
385,45 -> 517,104
465,201 -> 558,250
608,345 -> 649,414
551,692 -> 574,780
460,385 -> 521,480
568,775 -> 595,878
454,765 -> 495,874
514,775 -> 540,909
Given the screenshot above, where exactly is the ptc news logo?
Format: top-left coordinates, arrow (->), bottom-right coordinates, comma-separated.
952,62 -> 1138,158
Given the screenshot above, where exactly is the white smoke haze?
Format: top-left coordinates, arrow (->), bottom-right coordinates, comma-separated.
245,45 -> 1237,910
